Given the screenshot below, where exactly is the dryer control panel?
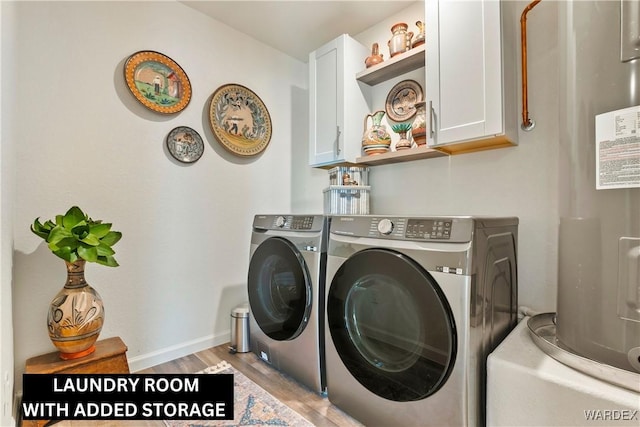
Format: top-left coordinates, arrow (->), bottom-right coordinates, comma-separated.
253,214 -> 323,232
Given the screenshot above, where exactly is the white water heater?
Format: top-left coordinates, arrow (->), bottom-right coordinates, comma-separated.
556,0 -> 640,374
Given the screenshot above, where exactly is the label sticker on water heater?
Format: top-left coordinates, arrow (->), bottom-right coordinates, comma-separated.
595,105 -> 640,190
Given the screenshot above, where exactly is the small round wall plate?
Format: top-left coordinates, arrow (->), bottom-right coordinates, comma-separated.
385,79 -> 424,122
208,84 -> 272,157
124,50 -> 192,114
166,126 -> 204,163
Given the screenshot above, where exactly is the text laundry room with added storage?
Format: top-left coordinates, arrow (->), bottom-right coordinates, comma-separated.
3,1 -> 639,427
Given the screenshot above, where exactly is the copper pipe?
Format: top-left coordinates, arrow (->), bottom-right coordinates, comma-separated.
520,0 -> 541,131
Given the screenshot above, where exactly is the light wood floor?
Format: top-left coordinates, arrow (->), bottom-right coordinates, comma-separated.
52,342 -> 361,427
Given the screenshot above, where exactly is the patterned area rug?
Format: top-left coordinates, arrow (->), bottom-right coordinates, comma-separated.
164,360 -> 314,427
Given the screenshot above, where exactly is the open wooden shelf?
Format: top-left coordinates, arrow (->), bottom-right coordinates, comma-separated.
356,45 -> 425,85
356,144 -> 447,165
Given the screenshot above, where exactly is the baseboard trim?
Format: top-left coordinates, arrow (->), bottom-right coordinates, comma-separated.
127,332 -> 231,373
11,393 -> 19,427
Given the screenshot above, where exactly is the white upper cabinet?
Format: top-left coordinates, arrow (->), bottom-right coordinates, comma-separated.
309,35 -> 370,167
308,1 -> 517,167
426,0 -> 518,154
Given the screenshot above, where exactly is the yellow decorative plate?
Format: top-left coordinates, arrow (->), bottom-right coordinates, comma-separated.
124,50 -> 191,114
208,84 -> 272,157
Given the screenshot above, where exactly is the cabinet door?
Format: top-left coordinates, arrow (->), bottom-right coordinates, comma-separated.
309,39 -> 342,166
309,35 -> 370,167
426,0 -> 503,146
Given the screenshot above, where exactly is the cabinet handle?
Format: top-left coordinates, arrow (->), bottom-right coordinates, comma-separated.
335,126 -> 341,156
429,101 -> 435,138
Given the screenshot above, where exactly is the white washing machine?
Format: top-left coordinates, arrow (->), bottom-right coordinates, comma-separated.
247,214 -> 328,394
325,215 -> 519,426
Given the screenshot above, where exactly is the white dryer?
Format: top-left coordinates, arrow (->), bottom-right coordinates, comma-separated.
247,214 -> 328,394
324,215 -> 518,426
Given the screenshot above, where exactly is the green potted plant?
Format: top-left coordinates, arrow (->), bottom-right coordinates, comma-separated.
31,206 -> 122,360
31,205 -> 122,267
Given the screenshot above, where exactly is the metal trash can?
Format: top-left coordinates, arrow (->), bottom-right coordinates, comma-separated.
229,303 -> 250,353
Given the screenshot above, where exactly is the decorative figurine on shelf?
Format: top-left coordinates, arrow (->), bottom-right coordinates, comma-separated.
365,43 -> 384,68
411,101 -> 427,146
413,21 -> 425,48
391,123 -> 413,150
362,110 -> 391,155
342,172 -> 358,186
388,22 -> 413,57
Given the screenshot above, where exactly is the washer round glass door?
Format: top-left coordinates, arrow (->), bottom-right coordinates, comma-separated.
248,237 -> 311,341
328,248 -> 456,401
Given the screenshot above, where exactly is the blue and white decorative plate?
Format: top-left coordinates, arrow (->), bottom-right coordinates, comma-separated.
166,126 -> 204,163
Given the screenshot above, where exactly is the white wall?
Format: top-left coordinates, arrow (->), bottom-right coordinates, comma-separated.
5,0 -> 305,393
0,2 -> 17,424
292,1 -> 561,312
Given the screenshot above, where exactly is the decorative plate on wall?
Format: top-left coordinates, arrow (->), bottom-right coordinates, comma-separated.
208,84 -> 272,157
385,79 -> 424,122
166,126 -> 204,163
124,50 -> 192,114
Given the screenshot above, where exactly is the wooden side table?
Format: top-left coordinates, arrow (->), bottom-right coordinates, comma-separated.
22,336 -> 129,427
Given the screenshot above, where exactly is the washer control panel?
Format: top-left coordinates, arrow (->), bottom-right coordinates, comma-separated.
331,216 -> 474,242
405,218 -> 452,240
290,216 -> 315,230
273,215 -> 316,230
367,217 -> 406,238
253,215 -> 320,231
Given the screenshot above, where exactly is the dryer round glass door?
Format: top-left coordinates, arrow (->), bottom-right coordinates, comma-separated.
327,248 -> 456,402
248,237 -> 312,341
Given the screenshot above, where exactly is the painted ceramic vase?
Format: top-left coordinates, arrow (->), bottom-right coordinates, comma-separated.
392,123 -> 413,150
388,23 -> 413,57
362,111 -> 391,155
396,132 -> 412,150
413,21 -> 425,48
411,101 -> 428,145
365,43 -> 384,68
48,259 -> 104,360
